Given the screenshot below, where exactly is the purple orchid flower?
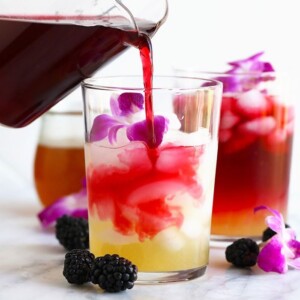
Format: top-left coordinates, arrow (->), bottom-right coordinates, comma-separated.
90,92 -> 168,148
254,205 -> 300,273
217,52 -> 275,93
38,185 -> 88,228
227,51 -> 275,74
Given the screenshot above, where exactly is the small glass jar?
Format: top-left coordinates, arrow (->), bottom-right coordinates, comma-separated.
34,96 -> 85,207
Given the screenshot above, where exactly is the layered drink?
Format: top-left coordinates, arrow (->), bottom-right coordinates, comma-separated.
211,53 -> 294,238
83,76 -> 222,281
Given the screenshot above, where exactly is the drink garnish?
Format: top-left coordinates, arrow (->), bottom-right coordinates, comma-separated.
262,223 -> 291,242
227,51 -> 274,74
225,238 -> 259,268
55,215 -> 89,251
215,51 -> 275,93
91,254 -> 138,293
90,92 -> 168,148
63,250 -> 138,293
63,249 -> 95,285
255,205 -> 300,273
225,206 -> 300,274
37,183 -> 88,227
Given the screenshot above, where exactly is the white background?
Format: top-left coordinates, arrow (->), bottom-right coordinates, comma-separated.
0,0 -> 300,210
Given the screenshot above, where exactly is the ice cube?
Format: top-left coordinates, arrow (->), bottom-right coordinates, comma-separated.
221,96 -> 237,113
219,129 -> 233,143
153,227 -> 185,251
163,127 -> 210,146
237,116 -> 276,136
235,89 -> 271,118
127,179 -> 188,205
219,110 -> 240,130
263,126 -> 293,153
180,216 -> 202,239
97,227 -> 139,245
222,131 -> 257,154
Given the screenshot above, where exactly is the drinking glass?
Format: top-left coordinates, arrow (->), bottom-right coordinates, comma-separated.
82,75 -> 222,283
177,70 -> 294,240
34,98 -> 85,207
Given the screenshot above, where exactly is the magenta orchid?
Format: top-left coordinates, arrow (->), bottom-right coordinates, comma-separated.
90,92 -> 168,148
255,205 -> 300,273
38,185 -> 88,228
216,52 -> 275,93
227,51 -> 274,74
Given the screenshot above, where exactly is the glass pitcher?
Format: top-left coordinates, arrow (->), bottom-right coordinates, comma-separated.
0,0 -> 168,128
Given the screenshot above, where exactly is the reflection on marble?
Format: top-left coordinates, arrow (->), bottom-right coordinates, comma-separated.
0,184 -> 300,300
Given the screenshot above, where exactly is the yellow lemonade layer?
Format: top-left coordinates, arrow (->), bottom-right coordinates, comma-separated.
89,218 -> 210,272
211,208 -> 288,237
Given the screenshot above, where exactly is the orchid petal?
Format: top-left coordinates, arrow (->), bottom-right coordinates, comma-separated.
126,115 -> 168,148
214,75 -> 239,93
228,52 -> 264,67
255,205 -> 300,273
111,92 -> 144,117
110,94 -> 120,116
37,187 -> 88,228
288,239 -> 300,257
257,235 -> 288,273
218,52 -> 275,92
265,215 -> 284,234
118,92 -> 144,115
288,258 -> 300,269
90,114 -> 121,142
263,62 -> 275,72
254,205 -> 284,234
286,228 -> 297,241
108,124 -> 126,144
228,52 -> 269,72
254,205 -> 281,218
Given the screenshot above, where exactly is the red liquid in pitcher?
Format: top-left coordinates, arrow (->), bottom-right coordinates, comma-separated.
212,94 -> 294,238
0,16 -> 157,127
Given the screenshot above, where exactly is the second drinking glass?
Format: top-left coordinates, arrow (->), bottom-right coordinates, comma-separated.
176,57 -> 294,240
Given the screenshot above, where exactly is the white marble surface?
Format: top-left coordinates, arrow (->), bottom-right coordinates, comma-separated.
0,179 -> 300,300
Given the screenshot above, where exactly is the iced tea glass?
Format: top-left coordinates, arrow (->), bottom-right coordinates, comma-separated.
82,75 -> 222,283
34,100 -> 85,207
190,71 -> 294,240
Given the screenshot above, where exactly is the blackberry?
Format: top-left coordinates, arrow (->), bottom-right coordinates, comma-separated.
91,254 -> 138,293
63,249 -> 95,284
225,238 -> 259,268
55,215 -> 89,251
262,224 -> 290,242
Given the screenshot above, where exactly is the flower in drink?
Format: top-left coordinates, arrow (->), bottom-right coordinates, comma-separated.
89,92 -> 168,148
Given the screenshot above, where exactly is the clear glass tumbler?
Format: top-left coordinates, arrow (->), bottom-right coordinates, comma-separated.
177,70 -> 294,240
82,75 -> 222,283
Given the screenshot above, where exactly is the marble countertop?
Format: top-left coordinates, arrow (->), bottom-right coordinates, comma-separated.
1,181 -> 300,300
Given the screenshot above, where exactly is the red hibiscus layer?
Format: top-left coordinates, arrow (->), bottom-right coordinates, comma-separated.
87,143 -> 203,241
219,93 -> 294,154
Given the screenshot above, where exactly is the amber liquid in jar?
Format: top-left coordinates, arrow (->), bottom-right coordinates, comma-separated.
34,109 -> 85,207
34,144 -> 85,207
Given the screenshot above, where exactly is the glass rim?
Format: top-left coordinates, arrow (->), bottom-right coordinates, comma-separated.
174,68 -> 277,78
81,75 -> 222,92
